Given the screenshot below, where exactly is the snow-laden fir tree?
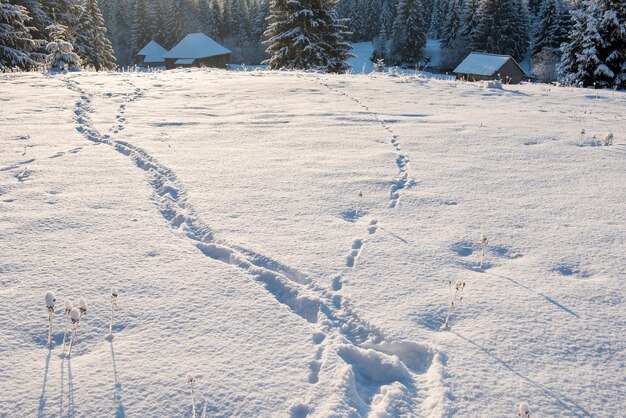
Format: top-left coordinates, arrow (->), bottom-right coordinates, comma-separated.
0,0 -> 43,70
470,0 -> 529,61
559,0 -> 625,88
167,0 -> 188,47
335,0 -> 349,19
569,7 -> 604,86
249,0 -> 270,41
46,22 -> 80,71
349,0 -> 367,40
75,0 -> 116,70
391,0 -> 427,65
263,0 -> 352,73
441,0 -> 462,48
151,1 -> 168,48
229,0 -> 251,44
528,0 -> 542,16
592,0 -> 626,88
13,0 -> 52,42
198,0 -> 219,39
511,0 -> 531,60
430,0 -> 447,38
42,0 -> 80,43
558,3 -> 587,84
210,0 -> 223,36
131,0 -> 151,57
113,0 -> 133,65
219,0 -> 230,36
559,0 -> 626,88
380,0 -> 395,34
372,0 -> 395,61
532,0 -> 569,57
422,0 -> 435,25
460,0 -> 480,39
357,0 -> 383,41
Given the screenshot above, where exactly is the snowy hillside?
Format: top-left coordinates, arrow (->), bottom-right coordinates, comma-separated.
1,70 -> 624,417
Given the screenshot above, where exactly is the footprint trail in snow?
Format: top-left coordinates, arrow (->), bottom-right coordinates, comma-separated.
316,78 -> 413,209
64,76 -> 445,417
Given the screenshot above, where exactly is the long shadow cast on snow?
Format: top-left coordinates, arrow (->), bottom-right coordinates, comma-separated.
37,348 -> 52,418
453,331 -> 591,417
110,339 -> 126,418
485,272 -> 579,318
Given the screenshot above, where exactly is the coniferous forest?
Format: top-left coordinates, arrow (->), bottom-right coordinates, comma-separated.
0,0 -> 624,87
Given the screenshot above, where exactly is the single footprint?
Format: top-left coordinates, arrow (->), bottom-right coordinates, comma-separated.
308,361 -> 321,384
368,219 -> 378,234
346,239 -> 363,267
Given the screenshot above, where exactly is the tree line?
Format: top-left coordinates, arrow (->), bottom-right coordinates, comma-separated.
0,0 -> 115,71
1,0 -> 624,88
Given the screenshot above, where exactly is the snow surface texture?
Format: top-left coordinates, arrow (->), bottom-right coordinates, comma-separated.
161,33 -> 231,60
0,70 -> 625,417
137,40 -> 167,64
454,52 -> 516,76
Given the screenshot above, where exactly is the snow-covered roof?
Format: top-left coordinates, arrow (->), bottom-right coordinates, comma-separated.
137,40 -> 167,63
162,33 -> 231,60
175,58 -> 195,65
454,53 -> 521,76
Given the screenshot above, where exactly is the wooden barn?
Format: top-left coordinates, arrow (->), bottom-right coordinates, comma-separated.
453,53 -> 527,84
162,33 -> 231,69
136,40 -> 167,67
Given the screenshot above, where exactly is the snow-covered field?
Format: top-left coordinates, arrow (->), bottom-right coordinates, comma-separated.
1,70 -> 624,417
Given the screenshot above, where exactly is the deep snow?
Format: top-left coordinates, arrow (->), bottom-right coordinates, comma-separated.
0,69 -> 624,417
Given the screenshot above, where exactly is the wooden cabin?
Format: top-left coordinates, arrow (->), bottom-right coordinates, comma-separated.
162,33 -> 231,70
454,53 -> 527,84
136,40 -> 167,67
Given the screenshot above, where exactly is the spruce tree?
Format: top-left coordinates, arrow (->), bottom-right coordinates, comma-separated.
42,0 -> 80,43
430,0 -> 447,38
250,0 -> 269,41
220,0 -> 230,37
0,0 -> 42,70
76,0 -> 116,70
511,0 -> 530,60
152,1 -> 168,47
349,0 -> 367,40
441,0 -> 462,48
532,0 -> 568,56
372,0 -> 394,60
167,0 -> 187,47
263,0 -> 352,72
356,0 -> 382,41
132,0 -> 151,55
13,0 -> 52,42
229,0 -> 251,44
199,0 -> 218,39
210,0 -> 223,38
422,0 -> 434,25
114,0 -> 133,65
460,0 -> 480,39
558,3 -> 587,84
559,0 -> 625,88
470,0 -> 529,61
592,0 -> 626,88
528,0 -> 542,16
391,0 -> 426,64
380,0 -> 395,34
46,22 -> 80,71
574,9 -> 604,85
